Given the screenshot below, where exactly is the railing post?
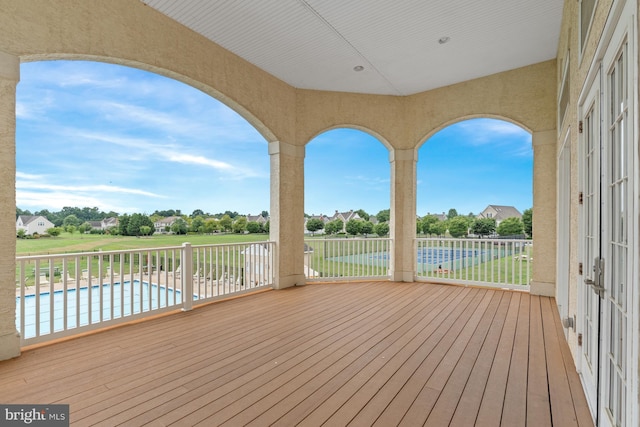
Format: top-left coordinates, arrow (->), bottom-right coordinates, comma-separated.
182,242 -> 193,311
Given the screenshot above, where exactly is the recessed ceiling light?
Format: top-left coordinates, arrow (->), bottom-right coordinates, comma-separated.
438,36 -> 451,44
353,65 -> 364,72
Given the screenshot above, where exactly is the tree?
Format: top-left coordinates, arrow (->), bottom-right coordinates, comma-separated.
325,219 -> 343,235
260,210 -> 269,218
118,214 -> 130,236
496,217 -> 524,236
345,219 -> 362,236
471,218 -> 496,237
447,208 -> 458,219
306,218 -> 325,236
355,209 -> 370,221
126,213 -> 154,236
139,225 -> 152,236
66,225 -> 76,235
153,209 -> 177,217
376,209 -> 390,223
246,221 -> 263,233
204,219 -> 219,234
219,215 -> 233,232
17,229 -> 26,238
420,215 -> 439,235
191,209 -> 205,218
360,221 -> 374,235
47,227 -> 62,237
63,214 -> 81,228
374,222 -> 389,236
78,222 -> 92,234
232,217 -> 247,233
430,220 -> 447,237
522,208 -> 533,237
16,207 -> 32,218
447,216 -> 468,238
190,216 -> 205,233
171,218 -> 188,235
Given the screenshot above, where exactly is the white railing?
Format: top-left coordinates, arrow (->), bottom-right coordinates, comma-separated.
15,241 -> 275,346
303,238 -> 392,281
415,238 -> 532,290
191,241 -> 275,302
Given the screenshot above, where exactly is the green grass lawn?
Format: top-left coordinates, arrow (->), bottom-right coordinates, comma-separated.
16,232 -> 270,256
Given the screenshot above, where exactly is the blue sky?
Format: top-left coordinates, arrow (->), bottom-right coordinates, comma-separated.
16,60 -> 532,217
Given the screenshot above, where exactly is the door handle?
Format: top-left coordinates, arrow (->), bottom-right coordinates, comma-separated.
584,277 -> 605,298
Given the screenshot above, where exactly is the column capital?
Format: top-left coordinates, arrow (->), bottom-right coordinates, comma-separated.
0,51 -> 19,82
389,148 -> 417,163
268,140 -> 305,158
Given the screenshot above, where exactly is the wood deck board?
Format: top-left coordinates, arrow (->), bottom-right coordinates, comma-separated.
269,286 -> 465,427
173,284 -> 438,426
527,295 -> 552,427
223,286 -> 453,427
369,290 -> 495,427
541,296 -> 579,427
499,291 -> 531,427
74,284 -> 413,425
306,287 -> 483,427
0,281 -> 594,426
448,291 -> 513,427
550,301 -> 596,427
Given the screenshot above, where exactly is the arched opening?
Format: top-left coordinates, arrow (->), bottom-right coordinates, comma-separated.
303,128 -> 391,279
415,117 -> 533,288
305,127 -> 390,230
13,60 -> 276,346
418,117 -> 532,232
16,60 -> 270,227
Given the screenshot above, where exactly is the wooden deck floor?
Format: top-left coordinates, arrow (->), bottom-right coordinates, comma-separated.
0,281 -> 594,426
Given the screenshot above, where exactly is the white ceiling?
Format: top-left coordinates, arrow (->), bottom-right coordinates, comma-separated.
142,0 -> 564,96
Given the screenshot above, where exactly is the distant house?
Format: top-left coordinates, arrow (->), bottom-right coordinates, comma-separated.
101,217 -> 118,230
246,214 -> 268,225
476,205 -> 522,226
329,210 -> 362,233
423,212 -> 448,222
88,221 -> 103,230
88,217 -> 119,231
154,216 -> 182,233
16,215 -> 54,236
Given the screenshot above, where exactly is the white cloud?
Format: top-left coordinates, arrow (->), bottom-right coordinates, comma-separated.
167,153 -> 235,171
16,181 -> 166,198
16,171 -> 45,180
17,190 -> 136,213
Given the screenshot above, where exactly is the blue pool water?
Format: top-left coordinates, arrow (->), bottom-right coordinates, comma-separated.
16,281 -> 191,339
330,247 -> 483,266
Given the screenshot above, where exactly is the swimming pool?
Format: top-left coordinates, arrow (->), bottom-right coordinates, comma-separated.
16,281 -> 190,339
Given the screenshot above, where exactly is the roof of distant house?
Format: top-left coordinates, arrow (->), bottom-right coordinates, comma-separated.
17,215 -> 49,225
479,205 -> 522,221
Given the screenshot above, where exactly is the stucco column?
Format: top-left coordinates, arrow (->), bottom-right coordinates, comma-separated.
530,130 -> 557,296
0,51 -> 20,360
390,148 -> 417,282
269,140 -> 306,289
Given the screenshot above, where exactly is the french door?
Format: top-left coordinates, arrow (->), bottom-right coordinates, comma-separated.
578,5 -> 635,426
